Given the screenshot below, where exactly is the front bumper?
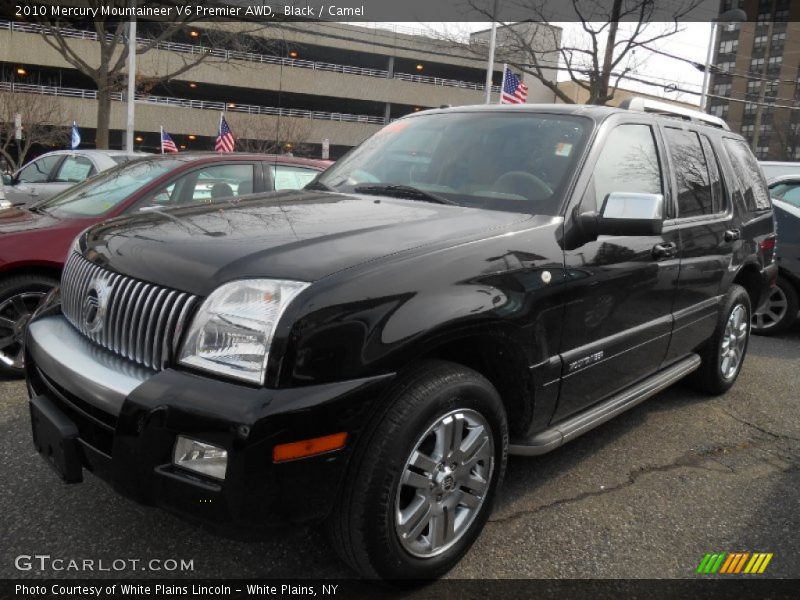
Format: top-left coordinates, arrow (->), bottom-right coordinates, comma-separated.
25,314 -> 394,534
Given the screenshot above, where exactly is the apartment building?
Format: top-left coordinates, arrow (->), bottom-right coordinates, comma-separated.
707,0 -> 800,159
0,20 -> 560,159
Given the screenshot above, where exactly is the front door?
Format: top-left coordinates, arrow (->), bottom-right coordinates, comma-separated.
554,119 -> 681,421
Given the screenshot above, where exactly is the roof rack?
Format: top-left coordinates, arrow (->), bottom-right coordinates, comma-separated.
618,96 -> 730,130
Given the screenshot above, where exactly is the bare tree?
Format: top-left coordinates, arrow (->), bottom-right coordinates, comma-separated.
231,115 -> 315,156
0,90 -> 69,172
34,1 -> 269,148
770,112 -> 800,161
460,0 -> 703,105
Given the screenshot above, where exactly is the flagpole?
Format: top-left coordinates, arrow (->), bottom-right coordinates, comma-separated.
160,126 -> 163,154
218,112 -> 223,152
499,63 -> 507,105
483,0 -> 499,104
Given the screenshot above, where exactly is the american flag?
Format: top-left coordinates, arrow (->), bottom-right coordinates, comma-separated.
215,115 -> 235,152
501,67 -> 528,104
161,128 -> 178,153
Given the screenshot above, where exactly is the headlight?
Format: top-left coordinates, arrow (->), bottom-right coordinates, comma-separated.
178,279 -> 308,384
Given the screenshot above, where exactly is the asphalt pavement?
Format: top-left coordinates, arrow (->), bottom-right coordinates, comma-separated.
1,327 -> 798,581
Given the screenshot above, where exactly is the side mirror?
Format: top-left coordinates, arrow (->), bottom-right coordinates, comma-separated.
579,192 -> 664,237
1,173 -> 12,186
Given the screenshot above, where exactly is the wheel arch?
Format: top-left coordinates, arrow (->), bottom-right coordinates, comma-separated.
0,264 -> 62,285
731,262 -> 763,309
411,328 -> 533,436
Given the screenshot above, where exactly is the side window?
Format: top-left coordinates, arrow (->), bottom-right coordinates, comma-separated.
16,155 -> 62,183
145,164 -> 254,207
54,156 -> 96,183
699,135 -> 725,214
591,124 -> 662,211
270,165 -> 319,191
664,128 -> 713,218
189,164 -> 254,202
722,138 -> 771,211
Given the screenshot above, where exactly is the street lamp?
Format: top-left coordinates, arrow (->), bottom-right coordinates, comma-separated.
700,8 -> 747,111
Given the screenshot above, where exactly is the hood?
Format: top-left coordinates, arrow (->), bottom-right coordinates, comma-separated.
0,206 -> 65,233
82,191 -> 533,296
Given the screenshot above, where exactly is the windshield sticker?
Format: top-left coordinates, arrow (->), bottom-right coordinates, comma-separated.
555,143 -> 572,157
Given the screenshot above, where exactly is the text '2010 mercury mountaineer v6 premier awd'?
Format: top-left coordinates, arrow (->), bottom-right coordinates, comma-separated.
25,100 -> 776,580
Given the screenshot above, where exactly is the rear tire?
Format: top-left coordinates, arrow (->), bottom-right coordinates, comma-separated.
751,277 -> 798,336
0,274 -> 58,378
688,284 -> 750,395
327,360 -> 507,581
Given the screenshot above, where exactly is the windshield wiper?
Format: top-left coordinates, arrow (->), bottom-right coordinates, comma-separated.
305,180 -> 334,191
27,204 -> 50,215
354,184 -> 457,205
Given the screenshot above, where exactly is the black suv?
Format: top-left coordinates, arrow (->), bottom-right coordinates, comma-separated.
25,101 -> 776,580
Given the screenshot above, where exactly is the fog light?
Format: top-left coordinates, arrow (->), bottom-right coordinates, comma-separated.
173,436 -> 228,480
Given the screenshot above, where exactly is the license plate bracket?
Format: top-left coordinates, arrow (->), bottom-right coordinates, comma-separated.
29,395 -> 83,484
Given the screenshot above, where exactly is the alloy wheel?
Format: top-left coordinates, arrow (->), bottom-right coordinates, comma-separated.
0,291 -> 46,369
752,285 -> 787,331
394,408 -> 494,558
720,303 -> 748,380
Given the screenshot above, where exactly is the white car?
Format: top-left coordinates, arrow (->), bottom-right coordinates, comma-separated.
1,149 -> 145,208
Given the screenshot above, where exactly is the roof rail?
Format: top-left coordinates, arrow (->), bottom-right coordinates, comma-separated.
618,96 -> 730,130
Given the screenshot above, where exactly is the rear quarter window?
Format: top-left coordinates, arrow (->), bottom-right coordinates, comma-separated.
722,138 -> 771,212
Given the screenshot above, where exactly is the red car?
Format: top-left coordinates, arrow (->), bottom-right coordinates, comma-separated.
0,152 -> 331,376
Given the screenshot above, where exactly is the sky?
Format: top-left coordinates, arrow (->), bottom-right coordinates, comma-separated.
382,21 -> 714,107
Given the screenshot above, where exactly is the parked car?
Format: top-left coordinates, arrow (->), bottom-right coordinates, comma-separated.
0,153 -> 330,377
1,150 -> 146,208
24,101 -> 775,580
751,174 -> 800,334
759,161 -> 800,182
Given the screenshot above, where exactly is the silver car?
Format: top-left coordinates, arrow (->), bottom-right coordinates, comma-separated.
1,149 -> 145,208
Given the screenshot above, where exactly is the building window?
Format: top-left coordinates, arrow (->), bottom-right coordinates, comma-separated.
719,39 -> 738,54
755,145 -> 770,158
709,104 -> 728,118
714,82 -> 732,96
744,103 -> 758,117
741,124 -> 755,136
747,80 -> 760,94
768,56 -> 783,71
717,60 -> 736,73
775,8 -> 789,20
750,58 -> 765,72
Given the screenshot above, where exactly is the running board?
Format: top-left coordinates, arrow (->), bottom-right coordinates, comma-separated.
509,354 -> 701,456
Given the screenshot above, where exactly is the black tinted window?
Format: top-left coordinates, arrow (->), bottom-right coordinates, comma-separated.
700,135 -> 724,213
665,128 -> 712,218
592,124 -> 662,211
723,138 -> 771,211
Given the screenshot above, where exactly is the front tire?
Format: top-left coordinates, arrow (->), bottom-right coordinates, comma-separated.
689,284 -> 750,395
328,360 -> 507,581
0,274 -> 58,378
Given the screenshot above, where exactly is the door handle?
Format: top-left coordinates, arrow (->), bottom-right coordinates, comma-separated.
724,228 -> 741,242
652,242 -> 678,260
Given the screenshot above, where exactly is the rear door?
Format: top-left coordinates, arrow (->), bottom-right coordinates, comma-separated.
554,116 -> 681,421
267,163 -> 321,191
661,126 -> 735,360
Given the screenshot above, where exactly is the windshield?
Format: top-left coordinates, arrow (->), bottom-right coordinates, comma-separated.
316,111 -> 590,214
35,159 -> 181,217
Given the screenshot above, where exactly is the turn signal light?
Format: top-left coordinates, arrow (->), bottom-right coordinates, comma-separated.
273,432 -> 348,463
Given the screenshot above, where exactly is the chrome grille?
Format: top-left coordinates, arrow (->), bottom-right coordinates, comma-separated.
61,252 -> 198,370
